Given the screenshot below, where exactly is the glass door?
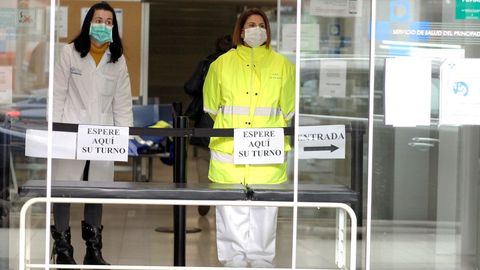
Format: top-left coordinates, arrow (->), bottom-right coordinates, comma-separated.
0,0 -> 53,268
293,0 -> 372,268
371,0 -> 480,269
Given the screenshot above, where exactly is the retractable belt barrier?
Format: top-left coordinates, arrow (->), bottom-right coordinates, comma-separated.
53,120 -> 365,224
18,118 -> 365,269
53,122 -> 297,136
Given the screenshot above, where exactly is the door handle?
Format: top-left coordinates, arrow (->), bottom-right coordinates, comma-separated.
411,137 -> 439,143
408,142 -> 435,148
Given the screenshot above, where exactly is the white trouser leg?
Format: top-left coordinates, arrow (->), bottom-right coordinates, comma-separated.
216,206 -> 249,267
247,206 -> 278,267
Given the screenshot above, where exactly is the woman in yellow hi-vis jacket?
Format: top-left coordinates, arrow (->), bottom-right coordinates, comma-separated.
203,8 -> 295,268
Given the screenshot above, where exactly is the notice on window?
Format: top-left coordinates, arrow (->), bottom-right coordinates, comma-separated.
233,128 -> 284,165
0,66 -> 12,104
46,6 -> 68,38
298,125 -> 345,159
25,129 -> 77,159
384,57 -> 431,127
456,0 -> 480,20
0,9 -> 16,28
56,6 -> 68,38
439,59 -> 480,125
319,60 -> 347,98
281,24 -> 320,52
309,0 -> 361,17
77,125 -> 129,161
17,8 -> 36,27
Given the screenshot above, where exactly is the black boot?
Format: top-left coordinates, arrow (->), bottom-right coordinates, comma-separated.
81,221 -> 110,265
50,226 -> 76,266
198,206 -> 210,216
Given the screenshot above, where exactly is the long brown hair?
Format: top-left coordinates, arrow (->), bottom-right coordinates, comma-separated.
232,8 -> 271,48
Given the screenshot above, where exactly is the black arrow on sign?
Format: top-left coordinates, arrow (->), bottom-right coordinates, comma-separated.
304,144 -> 339,152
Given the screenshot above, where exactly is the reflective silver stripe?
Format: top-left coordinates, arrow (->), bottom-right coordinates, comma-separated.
219,106 -> 284,117
204,108 -> 217,115
284,111 -> 294,121
254,107 -> 282,117
219,106 -> 250,115
211,149 -> 288,163
211,150 -> 234,163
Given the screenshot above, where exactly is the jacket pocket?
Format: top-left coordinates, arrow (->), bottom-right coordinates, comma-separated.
100,112 -> 114,125
99,74 -> 116,96
64,106 -> 88,124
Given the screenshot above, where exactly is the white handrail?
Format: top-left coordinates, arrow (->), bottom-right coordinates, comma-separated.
20,197 -> 357,270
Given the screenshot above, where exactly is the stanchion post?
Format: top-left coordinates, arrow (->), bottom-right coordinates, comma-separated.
173,115 -> 187,266
0,115 -> 10,269
350,121 -> 365,227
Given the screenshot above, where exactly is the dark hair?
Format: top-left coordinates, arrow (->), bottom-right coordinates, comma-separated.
72,1 -> 123,63
232,8 -> 271,48
215,35 -> 232,53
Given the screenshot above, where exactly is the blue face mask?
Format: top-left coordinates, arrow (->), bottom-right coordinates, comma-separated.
89,23 -> 113,44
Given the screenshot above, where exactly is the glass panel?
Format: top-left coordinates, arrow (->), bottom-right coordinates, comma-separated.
297,0 -> 371,185
294,0 -> 371,269
45,1 -> 298,269
296,207 -> 355,269
276,0 -> 297,183
372,0 -> 480,269
0,0 -> 52,268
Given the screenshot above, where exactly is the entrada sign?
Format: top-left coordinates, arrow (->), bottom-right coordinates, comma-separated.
298,125 -> 346,159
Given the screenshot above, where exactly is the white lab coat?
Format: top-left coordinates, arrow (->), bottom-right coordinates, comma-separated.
52,43 -> 133,182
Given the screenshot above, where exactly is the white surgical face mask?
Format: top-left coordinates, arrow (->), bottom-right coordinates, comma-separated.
243,27 -> 267,48
89,23 -> 113,44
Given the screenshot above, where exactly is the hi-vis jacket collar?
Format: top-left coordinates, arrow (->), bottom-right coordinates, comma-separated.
235,44 -> 271,64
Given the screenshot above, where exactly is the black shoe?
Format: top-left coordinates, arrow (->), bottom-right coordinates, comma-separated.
198,206 -> 210,216
81,221 -> 110,265
50,226 -> 77,268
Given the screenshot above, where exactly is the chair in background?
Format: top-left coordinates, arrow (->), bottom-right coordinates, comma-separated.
130,104 -> 173,181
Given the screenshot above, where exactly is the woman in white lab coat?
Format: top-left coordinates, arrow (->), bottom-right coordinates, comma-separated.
51,1 -> 133,267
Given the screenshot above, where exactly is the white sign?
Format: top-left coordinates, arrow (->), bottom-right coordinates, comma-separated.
309,0 -> 362,17
56,6 -> 68,38
385,57 -> 431,127
439,59 -> 480,125
319,60 -> 347,97
281,24 -> 320,52
0,66 -> 12,104
17,8 -> 36,27
25,129 -> 77,159
45,6 -> 68,38
234,128 -> 284,165
77,125 -> 129,161
298,125 -> 345,159
0,9 -> 16,28
81,8 -> 123,38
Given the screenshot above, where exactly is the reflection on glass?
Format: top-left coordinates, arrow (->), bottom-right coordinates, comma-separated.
294,0 -> 371,198
295,1 -> 371,205
372,0 -> 480,269
288,1 -> 371,269
0,0 -> 52,269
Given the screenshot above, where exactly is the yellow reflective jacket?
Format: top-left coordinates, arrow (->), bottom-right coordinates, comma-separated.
203,44 -> 295,184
